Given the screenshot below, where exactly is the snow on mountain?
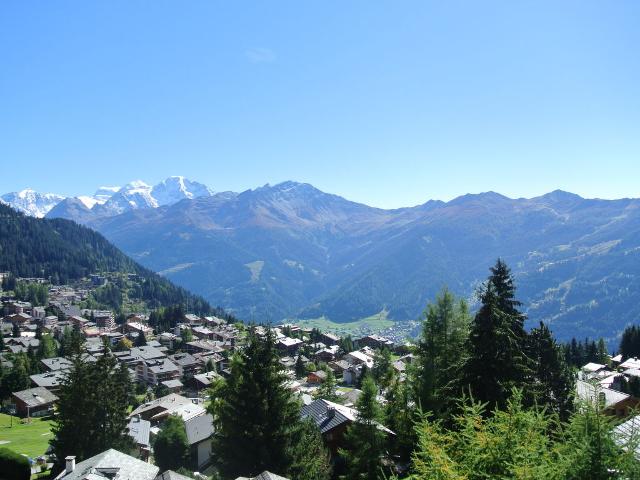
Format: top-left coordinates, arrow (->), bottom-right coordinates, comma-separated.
151,176 -> 214,206
93,186 -> 120,202
93,180 -> 158,217
0,189 -> 65,218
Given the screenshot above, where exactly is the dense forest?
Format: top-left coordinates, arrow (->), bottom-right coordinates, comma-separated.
0,203 -> 215,315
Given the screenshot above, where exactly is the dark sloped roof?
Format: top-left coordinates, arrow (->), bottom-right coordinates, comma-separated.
12,386 -> 58,407
301,399 -> 351,434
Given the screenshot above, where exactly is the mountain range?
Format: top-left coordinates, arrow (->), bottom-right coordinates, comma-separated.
1,176 -> 213,219
4,179 -> 640,342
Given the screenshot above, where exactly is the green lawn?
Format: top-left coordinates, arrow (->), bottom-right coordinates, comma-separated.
295,310 -> 396,337
0,413 -> 54,459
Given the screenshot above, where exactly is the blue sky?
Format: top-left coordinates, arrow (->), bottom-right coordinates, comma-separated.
1,1 -> 638,208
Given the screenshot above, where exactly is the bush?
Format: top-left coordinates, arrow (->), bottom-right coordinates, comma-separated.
0,447 -> 30,480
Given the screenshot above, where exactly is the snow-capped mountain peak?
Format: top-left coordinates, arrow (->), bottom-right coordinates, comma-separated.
151,176 -> 214,206
0,188 -> 65,217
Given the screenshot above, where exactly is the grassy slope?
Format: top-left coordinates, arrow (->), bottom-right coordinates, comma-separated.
295,309 -> 396,337
0,413 -> 53,459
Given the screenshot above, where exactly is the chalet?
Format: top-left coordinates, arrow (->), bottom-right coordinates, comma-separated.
301,399 -> 394,455
169,353 -> 201,378
12,386 -> 58,417
127,415 -> 151,459
41,356 -> 73,372
54,449 -> 159,480
307,370 -> 328,384
235,473 -> 290,480
136,358 -> 180,385
320,332 -> 340,346
192,371 -> 223,391
576,380 -> 640,418
193,326 -> 215,340
183,314 -> 204,326
277,337 -> 304,355
613,414 -> 640,460
129,394 -> 206,423
30,370 -> 67,393
185,413 -> 214,469
357,334 -> 394,350
161,379 -> 184,393
345,350 -> 374,368
186,339 -> 225,355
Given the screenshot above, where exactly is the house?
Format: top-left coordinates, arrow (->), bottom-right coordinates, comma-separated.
192,371 -> 222,391
320,332 -> 340,346
620,358 -> 640,370
357,334 -> 394,350
277,337 -> 304,355
315,348 -> 337,363
129,393 -> 206,423
127,415 -> 151,459
345,350 -> 374,368
612,414 -> 640,460
307,370 -> 328,384
161,379 -> 184,393
192,326 -> 215,340
186,339 -> 225,355
136,358 -> 180,385
156,472 -> 194,480
30,370 -> 67,393
41,356 -> 73,372
576,380 -> 640,418
169,353 -> 201,378
184,314 -> 204,325
301,399 -> 394,454
12,386 -> 58,417
185,413 -> 214,469
328,360 -> 350,376
54,449 -> 159,480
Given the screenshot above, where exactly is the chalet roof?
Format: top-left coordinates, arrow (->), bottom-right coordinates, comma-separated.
57,449 -> 158,480
582,362 -> 607,372
236,471 -> 290,480
127,416 -> 151,448
30,370 -> 67,388
12,386 -> 58,408
184,413 -> 214,445
613,414 -> 640,460
576,380 -> 631,409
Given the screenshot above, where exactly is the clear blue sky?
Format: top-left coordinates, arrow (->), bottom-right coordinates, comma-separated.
1,1 -> 638,208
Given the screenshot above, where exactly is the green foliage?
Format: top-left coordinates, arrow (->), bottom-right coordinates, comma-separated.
294,355 -> 306,378
37,333 -> 58,359
288,419 -> 332,480
314,367 -> 339,403
457,260 -> 533,411
0,203 -> 214,314
13,281 -> 49,306
619,325 -> 640,360
50,353 -> 133,467
153,414 -> 190,471
527,322 -> 575,420
0,447 -> 30,480
208,328 -> 305,479
414,288 -> 470,415
372,348 -> 395,392
0,354 -> 30,400
340,376 -> 388,480
384,379 -> 417,462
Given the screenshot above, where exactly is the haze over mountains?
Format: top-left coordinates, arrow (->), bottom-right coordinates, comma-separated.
3,178 -> 640,342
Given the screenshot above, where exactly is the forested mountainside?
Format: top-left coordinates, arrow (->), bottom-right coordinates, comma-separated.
0,203 -> 214,314
72,182 -> 640,342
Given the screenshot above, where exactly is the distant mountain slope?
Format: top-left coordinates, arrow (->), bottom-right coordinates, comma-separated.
0,203 -> 215,314
88,183 -> 640,342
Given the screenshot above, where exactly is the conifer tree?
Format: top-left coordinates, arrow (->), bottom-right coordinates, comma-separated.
288,419 -> 332,480
458,260 -> 533,410
294,354 -> 306,378
51,352 -> 132,467
314,366 -> 339,403
208,328 -> 304,479
340,376 -> 388,480
415,288 -> 470,414
372,348 -> 395,392
527,322 -> 575,420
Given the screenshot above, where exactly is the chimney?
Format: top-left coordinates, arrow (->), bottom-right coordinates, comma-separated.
326,406 -> 336,419
65,456 -> 76,474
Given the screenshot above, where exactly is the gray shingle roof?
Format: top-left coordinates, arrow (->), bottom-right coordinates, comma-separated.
57,448 -> 159,480
127,416 -> 151,448
184,413 -> 214,445
301,399 -> 352,434
12,386 -> 58,408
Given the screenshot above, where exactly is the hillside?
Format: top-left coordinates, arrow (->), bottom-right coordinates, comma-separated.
77,182 -> 640,342
0,203 -> 215,314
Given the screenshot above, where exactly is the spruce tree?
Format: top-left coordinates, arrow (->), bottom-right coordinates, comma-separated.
288,419 -> 332,480
458,260 -> 533,410
50,352 -> 132,467
208,328 -> 304,478
314,366 -> 339,403
294,354 -> 306,379
340,376 -> 388,480
528,322 -> 575,420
